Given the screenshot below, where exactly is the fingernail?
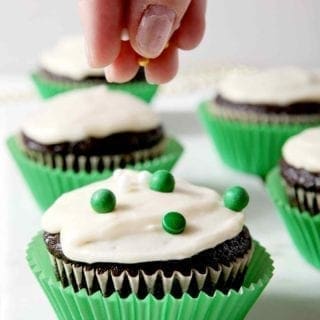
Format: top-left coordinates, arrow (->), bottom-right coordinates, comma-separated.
136,5 -> 176,59
104,67 -> 115,83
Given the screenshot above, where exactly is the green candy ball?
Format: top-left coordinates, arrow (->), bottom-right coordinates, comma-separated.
150,170 -> 175,193
91,189 -> 116,213
223,186 -> 249,212
162,211 -> 186,234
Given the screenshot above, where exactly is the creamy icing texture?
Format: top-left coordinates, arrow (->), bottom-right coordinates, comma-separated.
282,127 -> 320,172
218,67 -> 320,105
21,86 -> 160,144
39,35 -> 104,80
42,170 -> 245,264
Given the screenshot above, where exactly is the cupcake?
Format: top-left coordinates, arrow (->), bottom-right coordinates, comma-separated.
267,127 -> 320,268
27,169 -> 273,320
7,86 -> 183,210
198,67 -> 320,177
31,35 -> 158,102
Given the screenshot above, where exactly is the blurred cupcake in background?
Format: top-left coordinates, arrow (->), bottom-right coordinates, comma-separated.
198,67 -> 320,177
31,35 -> 158,102
7,86 -> 183,210
27,169 -> 273,320
267,127 -> 320,269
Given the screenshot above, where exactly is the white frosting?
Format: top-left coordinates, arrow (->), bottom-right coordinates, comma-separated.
21,86 -> 160,144
218,67 -> 320,105
40,35 -> 104,80
282,127 -> 320,172
42,170 -> 245,264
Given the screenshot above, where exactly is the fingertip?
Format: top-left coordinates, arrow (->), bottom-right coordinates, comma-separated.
145,46 -> 179,84
104,64 -> 139,83
104,42 -> 140,83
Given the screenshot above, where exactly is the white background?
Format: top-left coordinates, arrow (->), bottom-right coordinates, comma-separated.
1,0 -> 320,319
1,0 -> 320,73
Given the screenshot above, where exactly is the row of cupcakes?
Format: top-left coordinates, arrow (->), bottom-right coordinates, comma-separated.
9,76 -> 274,318
198,66 -> 320,268
11,63 -> 320,319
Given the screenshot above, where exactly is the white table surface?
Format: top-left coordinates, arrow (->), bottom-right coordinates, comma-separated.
1,76 -> 320,320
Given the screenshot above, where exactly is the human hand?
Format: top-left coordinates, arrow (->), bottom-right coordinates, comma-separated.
79,0 -> 206,84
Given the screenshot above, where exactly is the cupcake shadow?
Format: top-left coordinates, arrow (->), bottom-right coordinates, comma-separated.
248,293 -> 320,320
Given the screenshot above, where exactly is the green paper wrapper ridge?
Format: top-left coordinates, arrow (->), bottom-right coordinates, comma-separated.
31,72 -> 158,103
7,136 -> 183,211
198,102 -> 320,177
27,234 -> 273,320
266,168 -> 320,268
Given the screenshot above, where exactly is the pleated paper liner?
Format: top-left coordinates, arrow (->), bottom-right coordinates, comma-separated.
7,135 -> 183,211
31,72 -> 159,103
281,178 -> 320,216
266,167 -> 320,269
21,138 -> 166,173
198,102 -> 320,178
49,245 -> 254,299
27,234 -> 273,320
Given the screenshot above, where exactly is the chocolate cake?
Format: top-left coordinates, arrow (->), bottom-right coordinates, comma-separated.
41,170 -> 253,299
281,127 -> 320,215
20,86 -> 166,172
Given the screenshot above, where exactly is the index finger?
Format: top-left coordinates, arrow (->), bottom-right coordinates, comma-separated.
79,0 -> 123,67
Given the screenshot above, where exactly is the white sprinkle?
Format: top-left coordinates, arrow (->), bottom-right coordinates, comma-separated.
138,171 -> 151,186
117,174 -> 134,192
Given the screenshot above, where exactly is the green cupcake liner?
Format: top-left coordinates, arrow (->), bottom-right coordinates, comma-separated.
7,136 -> 183,211
198,102 -> 320,177
266,167 -> 320,268
31,72 -> 159,103
27,234 -> 273,320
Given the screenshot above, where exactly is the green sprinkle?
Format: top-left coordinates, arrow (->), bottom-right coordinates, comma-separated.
150,170 -> 175,193
223,186 -> 249,212
162,211 -> 186,234
91,189 -> 116,213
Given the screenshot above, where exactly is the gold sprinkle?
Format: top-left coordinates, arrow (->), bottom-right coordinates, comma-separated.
138,57 -> 150,67
164,42 -> 170,49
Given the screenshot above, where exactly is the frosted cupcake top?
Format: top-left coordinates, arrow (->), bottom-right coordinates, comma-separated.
42,169 -> 247,264
218,67 -> 320,105
282,127 -> 320,172
21,86 -> 160,145
39,35 -> 104,81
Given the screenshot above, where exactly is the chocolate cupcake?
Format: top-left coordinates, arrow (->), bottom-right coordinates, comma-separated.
7,87 -> 183,210
267,128 -> 320,268
31,35 -> 158,102
280,127 -> 320,215
27,169 -> 273,320
199,67 -> 320,176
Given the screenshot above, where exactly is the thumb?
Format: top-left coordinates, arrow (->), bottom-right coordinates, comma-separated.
128,0 -> 191,59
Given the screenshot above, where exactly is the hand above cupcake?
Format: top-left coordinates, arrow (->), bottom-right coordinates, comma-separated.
78,0 -> 207,84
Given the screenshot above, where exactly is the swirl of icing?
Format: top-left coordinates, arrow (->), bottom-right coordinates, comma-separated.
21,86 -> 160,144
39,35 -> 104,81
282,127 -> 320,172
218,67 -> 320,105
41,170 -> 245,264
